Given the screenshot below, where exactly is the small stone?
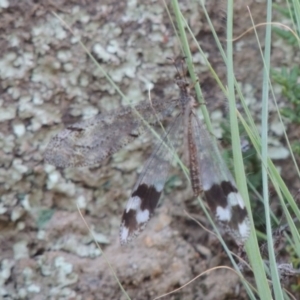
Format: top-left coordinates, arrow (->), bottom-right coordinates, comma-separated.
76,195 -> 86,209
32,93 -> 43,104
13,240 -> 29,260
80,15 -> 90,23
0,0 -> 9,8
57,50 -> 72,63
210,109 -> 223,120
21,195 -> 31,211
154,213 -> 171,231
27,284 -> 40,293
0,259 -> 14,282
270,121 -> 285,136
79,73 -> 89,86
0,203 -> 7,214
196,244 -> 212,258
268,146 -> 289,160
93,43 -> 112,62
0,105 -> 16,121
13,159 -> 28,174
18,288 -> 27,298
11,206 -> 25,222
17,222 -> 25,231
63,62 -> 74,72
37,230 -> 46,240
54,257 -> 73,274
91,231 -> 109,244
82,106 -> 98,119
13,123 -> 26,137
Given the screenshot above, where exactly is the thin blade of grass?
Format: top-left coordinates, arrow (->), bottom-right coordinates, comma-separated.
258,0 -> 284,297
226,1 -> 270,299
171,1 -> 257,298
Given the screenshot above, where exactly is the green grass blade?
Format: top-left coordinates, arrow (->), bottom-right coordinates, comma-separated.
226,1 -> 271,299
258,1 -> 284,298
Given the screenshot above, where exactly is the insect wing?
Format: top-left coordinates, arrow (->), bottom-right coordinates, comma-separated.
191,113 -> 250,244
120,114 -> 183,244
44,98 -> 178,168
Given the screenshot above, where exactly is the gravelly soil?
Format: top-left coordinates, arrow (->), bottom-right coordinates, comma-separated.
0,1 -> 297,299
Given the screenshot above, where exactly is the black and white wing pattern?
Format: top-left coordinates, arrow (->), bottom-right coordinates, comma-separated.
120,114 -> 183,244
190,112 -> 250,244
120,74 -> 250,245
172,73 -> 250,245
44,98 -> 178,168
44,60 -> 251,246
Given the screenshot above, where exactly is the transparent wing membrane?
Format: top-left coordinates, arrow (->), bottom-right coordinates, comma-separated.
44,98 -> 178,168
120,114 -> 183,244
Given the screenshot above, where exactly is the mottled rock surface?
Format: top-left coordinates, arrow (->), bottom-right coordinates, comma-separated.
0,0 -> 292,299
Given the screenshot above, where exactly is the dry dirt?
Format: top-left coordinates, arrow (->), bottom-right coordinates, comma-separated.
0,0 -> 297,299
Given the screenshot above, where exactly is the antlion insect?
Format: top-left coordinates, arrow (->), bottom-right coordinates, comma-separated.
44,58 -> 250,246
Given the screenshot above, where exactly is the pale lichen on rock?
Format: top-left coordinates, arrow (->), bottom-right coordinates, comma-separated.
0,1 -> 289,299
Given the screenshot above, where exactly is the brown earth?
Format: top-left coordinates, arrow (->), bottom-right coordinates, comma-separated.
0,1 -> 298,299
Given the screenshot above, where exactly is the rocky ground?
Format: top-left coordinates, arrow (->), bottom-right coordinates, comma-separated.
0,0 -> 298,299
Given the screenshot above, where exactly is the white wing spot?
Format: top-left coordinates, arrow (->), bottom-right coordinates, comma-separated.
125,196 -> 141,213
216,205 -> 231,221
227,192 -> 245,208
238,219 -> 251,240
136,209 -> 150,224
120,225 -> 129,243
202,181 -> 213,191
154,182 -> 164,193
